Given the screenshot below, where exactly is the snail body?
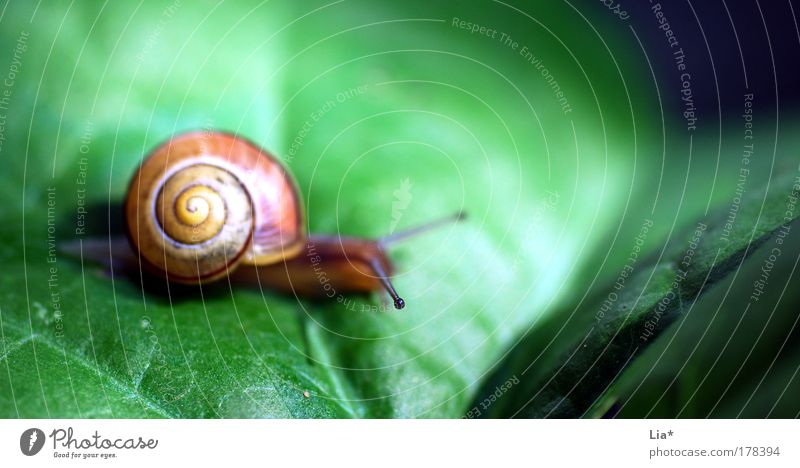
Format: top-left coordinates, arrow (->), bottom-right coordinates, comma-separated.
125,131 -> 460,309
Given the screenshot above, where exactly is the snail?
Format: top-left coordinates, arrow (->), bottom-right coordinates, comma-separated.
123,131 -> 463,309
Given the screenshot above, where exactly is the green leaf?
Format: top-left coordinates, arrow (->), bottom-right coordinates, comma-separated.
0,1 -> 654,417
608,226 -> 800,418
474,172 -> 800,418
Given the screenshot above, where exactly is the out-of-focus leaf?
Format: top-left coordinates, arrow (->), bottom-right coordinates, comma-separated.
475,172 -> 800,418
600,217 -> 800,418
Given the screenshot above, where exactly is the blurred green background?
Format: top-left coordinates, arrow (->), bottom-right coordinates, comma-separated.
0,0 -> 797,418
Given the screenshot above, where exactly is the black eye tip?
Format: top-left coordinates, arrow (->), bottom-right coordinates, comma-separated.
394,297 -> 406,310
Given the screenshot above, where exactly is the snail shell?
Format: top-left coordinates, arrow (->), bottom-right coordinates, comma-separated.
125,132 -> 305,284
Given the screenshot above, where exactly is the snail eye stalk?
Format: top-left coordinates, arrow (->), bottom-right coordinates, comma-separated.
378,211 -> 466,247
371,211 -> 466,310
369,257 -> 405,310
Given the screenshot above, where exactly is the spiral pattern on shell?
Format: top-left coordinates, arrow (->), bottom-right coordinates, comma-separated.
125,132 -> 305,284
